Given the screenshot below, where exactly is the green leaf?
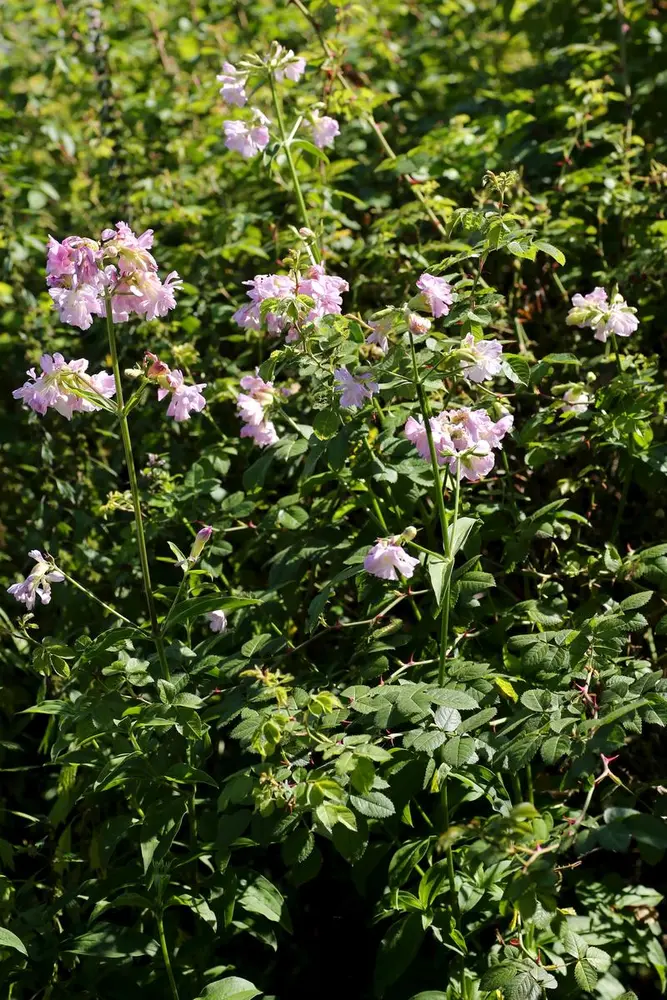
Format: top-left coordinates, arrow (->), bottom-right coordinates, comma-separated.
239,875 -> 291,931
427,555 -> 453,609
196,977 -> 262,1000
504,354 -> 531,386
313,408 -> 339,440
0,928 -> 28,957
350,791 -> 395,819
388,840 -> 430,888
619,591 -> 653,610
441,736 -> 478,767
533,240 -> 566,265
374,914 -> 424,995
574,959 -> 598,991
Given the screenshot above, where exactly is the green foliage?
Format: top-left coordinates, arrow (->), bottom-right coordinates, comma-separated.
2,1 -> 667,999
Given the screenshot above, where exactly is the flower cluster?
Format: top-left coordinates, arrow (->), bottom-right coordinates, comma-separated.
46,222 -> 181,330
459,333 -> 504,383
364,534 -> 420,581
416,273 -> 454,319
334,367 -> 379,410
405,407 -> 513,482
144,352 -> 207,422
7,550 -> 64,611
566,287 -> 639,343
13,353 -> 116,420
232,264 -> 348,337
237,370 -> 279,447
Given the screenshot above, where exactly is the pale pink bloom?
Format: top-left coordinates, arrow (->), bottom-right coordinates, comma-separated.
297,264 -> 348,319
206,609 -> 228,632
405,406 -> 512,482
157,369 -> 207,421
232,301 -> 263,331
136,271 -> 182,320
408,312 -> 432,335
239,370 -> 274,398
334,367 -> 379,409
404,416 -> 431,462
240,419 -> 278,448
456,441 -> 496,483
310,112 -> 340,149
366,325 -> 389,354
233,273 -> 296,331
13,353 -> 115,419
364,537 -> 419,581
46,235 -> 100,285
7,549 -> 65,611
416,273 -> 454,318
49,284 -> 104,330
237,392 -> 266,426
217,61 -> 248,106
561,387 -> 590,414
571,287 -> 608,310
285,326 -> 300,344
603,297 -> 639,339
459,333 -> 503,383
224,109 -> 271,158
275,52 -> 306,82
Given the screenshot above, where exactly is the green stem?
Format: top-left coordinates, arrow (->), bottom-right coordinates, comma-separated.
157,913 -> 180,1000
525,762 -> 535,806
442,781 -> 459,922
59,571 -> 141,629
610,330 -> 623,377
268,72 -> 321,263
408,330 -> 451,683
104,292 -> 170,680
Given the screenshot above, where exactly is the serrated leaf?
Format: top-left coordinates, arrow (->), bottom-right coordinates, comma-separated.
350,791 -> 395,819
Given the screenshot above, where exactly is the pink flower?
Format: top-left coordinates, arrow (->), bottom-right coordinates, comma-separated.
364,537 -> 419,581
206,609 -> 228,632
416,273 -> 454,318
217,61 -> 248,106
237,393 -> 266,425
224,109 -> 271,158
297,264 -> 348,320
561,387 -> 590,414
7,549 -> 65,611
13,353 -> 116,420
459,333 -> 503,382
566,287 -> 638,343
157,369 -> 207,421
334,367 -> 379,409
310,112 -> 340,149
240,419 -> 279,447
404,406 -> 512,482
48,284 -> 104,330
136,271 -> 182,321
232,273 -> 296,331
275,52 -> 306,82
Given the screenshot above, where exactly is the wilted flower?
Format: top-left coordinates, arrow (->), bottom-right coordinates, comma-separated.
13,353 -> 116,420
405,406 -> 512,482
217,61 -> 248,106
459,333 -> 503,383
561,386 -> 590,414
566,287 -> 639,343
224,109 -> 271,158
334,367 -> 379,409
7,549 -> 65,611
310,111 -> 340,149
364,536 -> 420,581
206,609 -> 228,632
416,273 -> 454,319
408,312 -> 432,335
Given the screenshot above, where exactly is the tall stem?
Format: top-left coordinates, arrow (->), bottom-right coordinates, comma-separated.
104,293 -> 170,679
157,912 -> 180,1000
610,330 -> 623,377
268,72 -> 321,263
408,330 -> 451,684
59,570 -> 140,629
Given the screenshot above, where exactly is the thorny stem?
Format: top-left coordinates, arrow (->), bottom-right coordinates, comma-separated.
157,912 -> 181,1000
104,292 -> 170,680
408,329 -> 451,684
268,72 -> 321,263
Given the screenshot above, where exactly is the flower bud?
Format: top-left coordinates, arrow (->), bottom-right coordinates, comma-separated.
402,526 -> 418,542
298,227 -> 316,239
189,524 -> 213,563
408,312 -> 432,335
144,352 -> 170,379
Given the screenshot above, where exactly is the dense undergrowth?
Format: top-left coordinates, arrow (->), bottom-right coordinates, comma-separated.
2,1 -> 667,998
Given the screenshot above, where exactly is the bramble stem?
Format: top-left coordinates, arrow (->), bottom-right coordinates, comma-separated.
157,913 -> 180,1000
104,292 -> 170,680
268,72 -> 321,263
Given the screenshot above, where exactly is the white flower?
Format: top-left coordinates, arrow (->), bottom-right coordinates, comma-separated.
459,333 -> 503,383
206,610 -> 228,633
